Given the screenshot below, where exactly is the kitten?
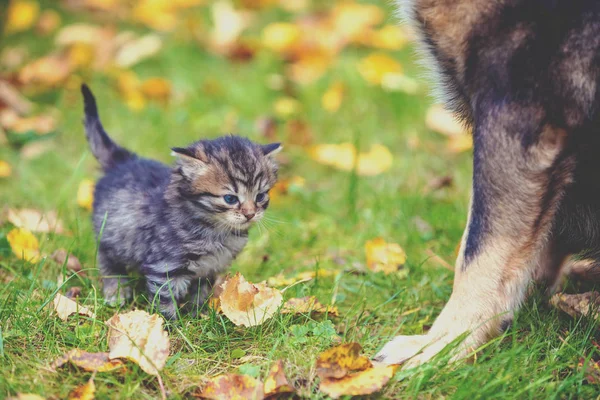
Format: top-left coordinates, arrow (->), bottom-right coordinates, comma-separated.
81,84 -> 281,319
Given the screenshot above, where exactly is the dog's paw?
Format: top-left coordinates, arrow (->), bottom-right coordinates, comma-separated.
372,334 -> 430,366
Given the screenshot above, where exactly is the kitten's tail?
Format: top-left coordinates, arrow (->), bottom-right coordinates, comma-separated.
81,84 -> 135,171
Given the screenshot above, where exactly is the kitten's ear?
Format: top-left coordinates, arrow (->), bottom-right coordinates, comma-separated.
171,146 -> 208,179
262,143 -> 282,157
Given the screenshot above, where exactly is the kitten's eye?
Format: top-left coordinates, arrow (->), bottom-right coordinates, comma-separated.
224,194 -> 238,205
255,192 -> 267,202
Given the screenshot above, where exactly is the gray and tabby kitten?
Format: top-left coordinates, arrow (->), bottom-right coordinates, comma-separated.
81,84 -> 281,319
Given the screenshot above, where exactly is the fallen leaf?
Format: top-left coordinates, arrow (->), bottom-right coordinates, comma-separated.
358,53 -> 402,86
550,292 -> 600,320
316,342 -> 372,380
106,310 -> 170,376
6,227 -> 40,262
319,365 -> 397,398
209,0 -> 252,54
0,80 -> 33,115
310,143 -> 393,176
362,25 -> 408,50
5,0 -> 40,34
425,104 -> 469,137
77,179 -> 95,210
36,10 -> 61,36
0,161 -> 12,177
114,34 -> 162,68
285,119 -> 313,147
322,81 -> 344,113
448,134 -> 473,153
287,50 -> 331,85
219,272 -> 283,327
8,394 -> 46,400
198,373 -> 264,399
269,176 -> 305,203
68,377 -> 95,400
53,293 -> 95,321
51,249 -> 83,273
20,141 -> 53,160
51,349 -> 124,372
264,360 -> 294,397
267,269 -> 339,287
578,357 -> 600,384
262,22 -> 301,54
140,77 -> 171,102
365,238 -> 406,274
19,54 -> 73,86
281,296 -> 338,316
273,97 -> 301,119
7,208 -> 65,234
330,2 -> 384,43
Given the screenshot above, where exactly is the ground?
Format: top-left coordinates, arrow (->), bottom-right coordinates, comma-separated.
0,0 -> 599,399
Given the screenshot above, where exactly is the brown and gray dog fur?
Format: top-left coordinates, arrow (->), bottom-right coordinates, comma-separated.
81,84 -> 281,320
374,0 -> 600,366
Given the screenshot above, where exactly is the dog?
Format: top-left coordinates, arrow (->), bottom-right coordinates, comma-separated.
374,0 -> 600,366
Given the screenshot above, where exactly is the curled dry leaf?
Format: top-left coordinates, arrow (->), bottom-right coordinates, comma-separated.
106,310 -> 170,376
316,342 -> 372,380
281,296 -> 339,316
51,249 -> 82,273
53,293 -> 95,321
550,291 -> 600,320
198,373 -> 264,399
51,349 -> 124,372
68,377 -> 95,400
77,179 -> 95,210
365,238 -> 407,274
219,272 -> 283,327
6,227 -> 41,263
264,360 -> 294,397
7,208 -> 65,234
319,365 -> 397,399
310,143 -> 393,176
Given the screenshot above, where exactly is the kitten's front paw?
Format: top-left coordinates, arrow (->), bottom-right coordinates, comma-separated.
103,284 -> 132,307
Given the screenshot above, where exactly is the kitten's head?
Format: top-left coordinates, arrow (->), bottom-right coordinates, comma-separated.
171,135 -> 281,231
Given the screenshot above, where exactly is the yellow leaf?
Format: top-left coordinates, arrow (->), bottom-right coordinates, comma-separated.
365,237 -> 406,274
322,82 -> 344,113
330,3 -> 384,43
6,227 -> 40,263
7,208 -> 65,234
362,25 -> 409,50
55,24 -> 103,47
52,293 -> 96,321
77,179 -> 95,210
51,349 -> 124,372
358,53 -> 402,86
0,160 -> 12,177
140,77 -> 171,102
262,22 -> 301,53
115,71 -> 147,111
132,0 -> 178,31
310,143 -> 393,176
5,0 -> 40,34
219,272 -> 283,327
264,360 -> 294,397
281,296 -> 338,316
19,54 -> 72,86
448,134 -> 473,153
288,51 -> 331,85
114,34 -> 162,68
209,0 -> 252,53
68,377 -> 95,400
67,43 -> 95,69
425,104 -> 468,137
199,373 -> 264,399
319,365 -> 397,398
273,97 -> 301,119
316,343 -> 372,380
106,310 -> 170,376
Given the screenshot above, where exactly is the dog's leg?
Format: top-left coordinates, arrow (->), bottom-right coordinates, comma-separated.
375,110 -> 574,366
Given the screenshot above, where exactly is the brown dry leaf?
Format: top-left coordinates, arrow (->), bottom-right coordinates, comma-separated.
365,237 -> 407,274
51,349 -> 124,372
319,365 -> 397,399
322,81 -> 344,113
267,269 -> 339,287
114,34 -> 162,68
316,342 -> 372,380
264,360 -> 294,397
550,292 -> 600,320
53,293 -> 95,321
106,310 -> 170,376
6,227 -> 41,263
7,208 -> 65,234
77,179 -> 95,210
281,296 -> 339,316
358,53 -> 402,86
198,373 -> 264,399
68,377 -> 95,400
19,54 -> 73,86
0,161 -> 12,178
5,0 -> 40,34
51,249 -> 82,273
219,272 -> 283,327
310,143 -> 393,176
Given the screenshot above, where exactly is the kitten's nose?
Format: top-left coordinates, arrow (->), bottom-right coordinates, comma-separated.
244,212 -> 255,221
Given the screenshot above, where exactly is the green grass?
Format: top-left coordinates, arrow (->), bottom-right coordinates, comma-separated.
1,1 -> 599,399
